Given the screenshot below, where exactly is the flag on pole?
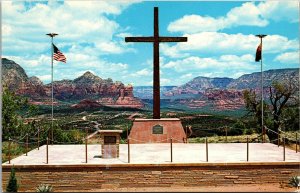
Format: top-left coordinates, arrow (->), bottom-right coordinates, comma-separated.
53,44 -> 66,63
255,43 -> 262,62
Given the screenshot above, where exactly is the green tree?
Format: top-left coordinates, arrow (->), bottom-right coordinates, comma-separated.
268,81 -> 298,140
2,87 -> 28,140
6,167 -> 18,192
243,81 -> 298,142
242,89 -> 268,132
2,87 -> 39,140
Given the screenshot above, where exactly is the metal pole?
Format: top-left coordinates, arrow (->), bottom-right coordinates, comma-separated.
38,128 -> 40,150
51,36 -> 54,145
206,137 -> 208,162
128,139 -> 130,163
255,34 -> 267,143
46,137 -> 49,164
283,137 -> 286,161
26,133 -> 28,156
85,127 -> 88,163
8,138 -> 11,164
260,37 -> 264,144
46,33 -> 58,146
170,137 -> 173,162
247,137 -> 249,161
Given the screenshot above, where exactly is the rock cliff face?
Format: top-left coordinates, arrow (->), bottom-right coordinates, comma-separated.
227,68 -> 299,89
43,71 -> 124,100
2,58 -> 144,108
165,68 -> 298,111
97,85 -> 144,108
2,58 -> 29,92
167,68 -> 299,96
71,99 -> 102,109
165,77 -> 233,96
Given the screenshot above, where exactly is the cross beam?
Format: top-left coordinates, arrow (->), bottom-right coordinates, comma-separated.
125,7 -> 187,119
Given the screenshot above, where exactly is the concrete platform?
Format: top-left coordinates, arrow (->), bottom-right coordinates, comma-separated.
3,143 -> 299,165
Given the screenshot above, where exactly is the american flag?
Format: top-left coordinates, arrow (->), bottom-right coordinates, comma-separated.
53,44 -> 66,63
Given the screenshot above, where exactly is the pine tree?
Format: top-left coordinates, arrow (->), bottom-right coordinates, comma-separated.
6,167 -> 18,192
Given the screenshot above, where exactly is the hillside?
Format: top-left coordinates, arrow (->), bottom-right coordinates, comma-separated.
228,68 -> 299,89
168,68 -> 299,96
2,58 -> 143,108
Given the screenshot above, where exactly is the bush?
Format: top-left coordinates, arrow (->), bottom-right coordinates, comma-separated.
36,184 -> 53,192
289,176 -> 300,188
6,167 -> 18,192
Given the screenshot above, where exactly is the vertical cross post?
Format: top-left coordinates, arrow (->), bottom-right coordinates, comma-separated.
153,7 -> 160,119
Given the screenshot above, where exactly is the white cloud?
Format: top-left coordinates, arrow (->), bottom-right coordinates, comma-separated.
132,68 -> 152,77
274,51 -> 299,64
37,75 -> 51,82
162,54 -> 256,73
180,73 -> 193,79
97,42 -> 124,54
3,54 -> 50,68
258,1 -> 298,23
168,1 -> 297,34
2,1 -> 139,57
161,78 -> 171,85
168,15 -> 226,33
161,32 -> 298,58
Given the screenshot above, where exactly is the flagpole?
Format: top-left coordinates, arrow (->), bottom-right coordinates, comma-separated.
256,34 -> 267,143
46,33 -> 58,145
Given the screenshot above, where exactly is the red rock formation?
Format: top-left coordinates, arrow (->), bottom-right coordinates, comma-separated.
71,99 -> 102,109
98,84 -> 144,109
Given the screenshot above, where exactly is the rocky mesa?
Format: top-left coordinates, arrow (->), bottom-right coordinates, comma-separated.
2,58 -> 144,109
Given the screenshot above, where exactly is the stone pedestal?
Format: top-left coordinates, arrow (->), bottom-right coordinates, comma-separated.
129,118 -> 186,144
99,130 -> 123,158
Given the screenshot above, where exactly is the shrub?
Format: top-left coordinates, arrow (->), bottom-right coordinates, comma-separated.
289,176 -> 300,188
6,167 -> 18,192
36,184 -> 53,192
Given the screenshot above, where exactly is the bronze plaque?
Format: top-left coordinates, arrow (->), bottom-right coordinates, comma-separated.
152,125 -> 163,134
104,136 -> 116,144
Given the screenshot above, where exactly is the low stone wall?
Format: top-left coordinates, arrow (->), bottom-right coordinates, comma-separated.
2,162 -> 299,192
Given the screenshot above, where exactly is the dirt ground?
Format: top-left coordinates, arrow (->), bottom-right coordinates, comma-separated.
90,184 -> 298,192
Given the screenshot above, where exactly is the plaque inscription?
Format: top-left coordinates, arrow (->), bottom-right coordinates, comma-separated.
104,136 -> 117,144
152,125 -> 163,134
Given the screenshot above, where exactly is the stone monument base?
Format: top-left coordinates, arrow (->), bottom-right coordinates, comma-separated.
129,118 -> 186,144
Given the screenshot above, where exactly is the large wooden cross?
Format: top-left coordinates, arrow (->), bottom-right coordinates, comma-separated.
125,7 -> 187,119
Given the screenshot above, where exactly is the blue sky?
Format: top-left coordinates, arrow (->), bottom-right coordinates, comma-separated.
2,1 -> 299,86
